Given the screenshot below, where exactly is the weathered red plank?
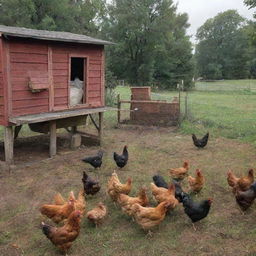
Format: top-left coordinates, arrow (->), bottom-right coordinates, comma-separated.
53,76 -> 68,83
87,91 -> 101,97
12,98 -> 49,109
89,77 -> 101,84
9,42 -> 48,54
54,97 -> 68,105
54,88 -> 68,97
88,83 -> 101,90
52,63 -> 69,70
52,53 -> 68,63
10,52 -> 48,64
11,63 -> 47,71
12,105 -> 49,116
53,69 -> 69,76
89,64 -> 101,71
89,70 -> 101,78
13,90 -> 49,100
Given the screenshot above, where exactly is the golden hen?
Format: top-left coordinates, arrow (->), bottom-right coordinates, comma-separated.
52,190 -> 86,216
40,199 -> 75,224
150,183 -> 178,210
86,202 -> 107,227
107,171 -> 132,201
170,161 -> 189,180
131,201 -> 170,233
188,169 -> 205,193
227,169 -> 254,193
41,210 -> 81,256
117,187 -> 149,216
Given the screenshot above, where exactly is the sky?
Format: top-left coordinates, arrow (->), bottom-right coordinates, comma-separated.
174,0 -> 255,43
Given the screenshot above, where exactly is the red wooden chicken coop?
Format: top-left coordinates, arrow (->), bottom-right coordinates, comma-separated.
0,25 -> 112,164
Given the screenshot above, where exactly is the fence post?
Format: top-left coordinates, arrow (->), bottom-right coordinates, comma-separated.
185,91 -> 188,119
117,94 -> 121,123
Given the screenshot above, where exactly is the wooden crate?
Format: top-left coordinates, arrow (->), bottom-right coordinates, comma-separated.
131,87 -> 151,100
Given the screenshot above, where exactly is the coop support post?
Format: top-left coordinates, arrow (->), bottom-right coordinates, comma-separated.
117,94 -> 121,123
98,112 -> 103,145
49,121 -> 57,157
4,126 -> 14,164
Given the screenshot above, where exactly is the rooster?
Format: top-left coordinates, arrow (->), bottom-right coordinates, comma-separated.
192,132 -> 209,148
113,145 -> 128,168
82,150 -> 103,169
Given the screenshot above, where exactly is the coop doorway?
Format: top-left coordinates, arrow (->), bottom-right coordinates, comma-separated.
69,57 -> 87,106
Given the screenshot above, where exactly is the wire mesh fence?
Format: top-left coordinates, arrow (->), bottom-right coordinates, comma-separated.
180,80 -> 256,142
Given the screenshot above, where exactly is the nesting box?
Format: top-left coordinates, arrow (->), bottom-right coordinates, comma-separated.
0,25 -> 112,163
131,87 -> 151,100
130,87 -> 180,126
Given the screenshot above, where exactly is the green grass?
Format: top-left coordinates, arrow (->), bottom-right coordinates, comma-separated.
111,80 -> 256,145
1,127 -> 256,256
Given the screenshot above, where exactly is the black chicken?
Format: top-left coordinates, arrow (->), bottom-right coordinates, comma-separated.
113,145 -> 128,168
82,150 -> 103,169
152,175 -> 168,189
192,132 -> 209,148
182,193 -> 213,230
235,182 -> 256,211
82,171 -> 101,195
172,180 -> 185,203
152,175 -> 184,203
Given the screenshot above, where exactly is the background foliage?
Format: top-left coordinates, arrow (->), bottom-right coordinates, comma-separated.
0,0 -> 255,86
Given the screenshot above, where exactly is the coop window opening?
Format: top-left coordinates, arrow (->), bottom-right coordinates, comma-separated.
69,57 -> 87,106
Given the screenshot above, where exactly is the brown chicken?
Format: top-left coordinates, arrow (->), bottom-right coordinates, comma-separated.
117,187 -> 149,216
40,199 -> 75,224
227,169 -> 254,192
236,169 -> 254,191
86,202 -> 107,227
41,210 -> 81,256
150,183 -> 179,210
227,170 -> 239,188
107,171 -> 132,201
131,201 -> 170,233
52,190 -> 86,216
53,193 -> 66,205
188,169 -> 205,193
69,190 -> 86,215
170,161 -> 189,180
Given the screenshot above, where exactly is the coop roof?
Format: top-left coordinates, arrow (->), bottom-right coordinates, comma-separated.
0,25 -> 113,45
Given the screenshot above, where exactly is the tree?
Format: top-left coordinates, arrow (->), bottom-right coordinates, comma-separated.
102,0 -> 194,89
244,0 -> 256,18
0,0 -> 106,36
195,10 -> 250,80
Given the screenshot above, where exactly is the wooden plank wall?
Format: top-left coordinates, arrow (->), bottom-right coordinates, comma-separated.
0,38 -> 5,124
2,39 -> 104,119
52,43 -> 104,109
9,40 -> 49,116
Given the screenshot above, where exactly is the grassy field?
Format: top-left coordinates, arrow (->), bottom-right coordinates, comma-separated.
112,79 -> 256,145
1,80 -> 256,256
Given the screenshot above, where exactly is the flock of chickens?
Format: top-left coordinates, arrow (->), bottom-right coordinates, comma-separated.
38,132 -> 256,255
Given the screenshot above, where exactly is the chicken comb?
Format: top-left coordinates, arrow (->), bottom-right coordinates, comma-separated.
207,198 -> 213,204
